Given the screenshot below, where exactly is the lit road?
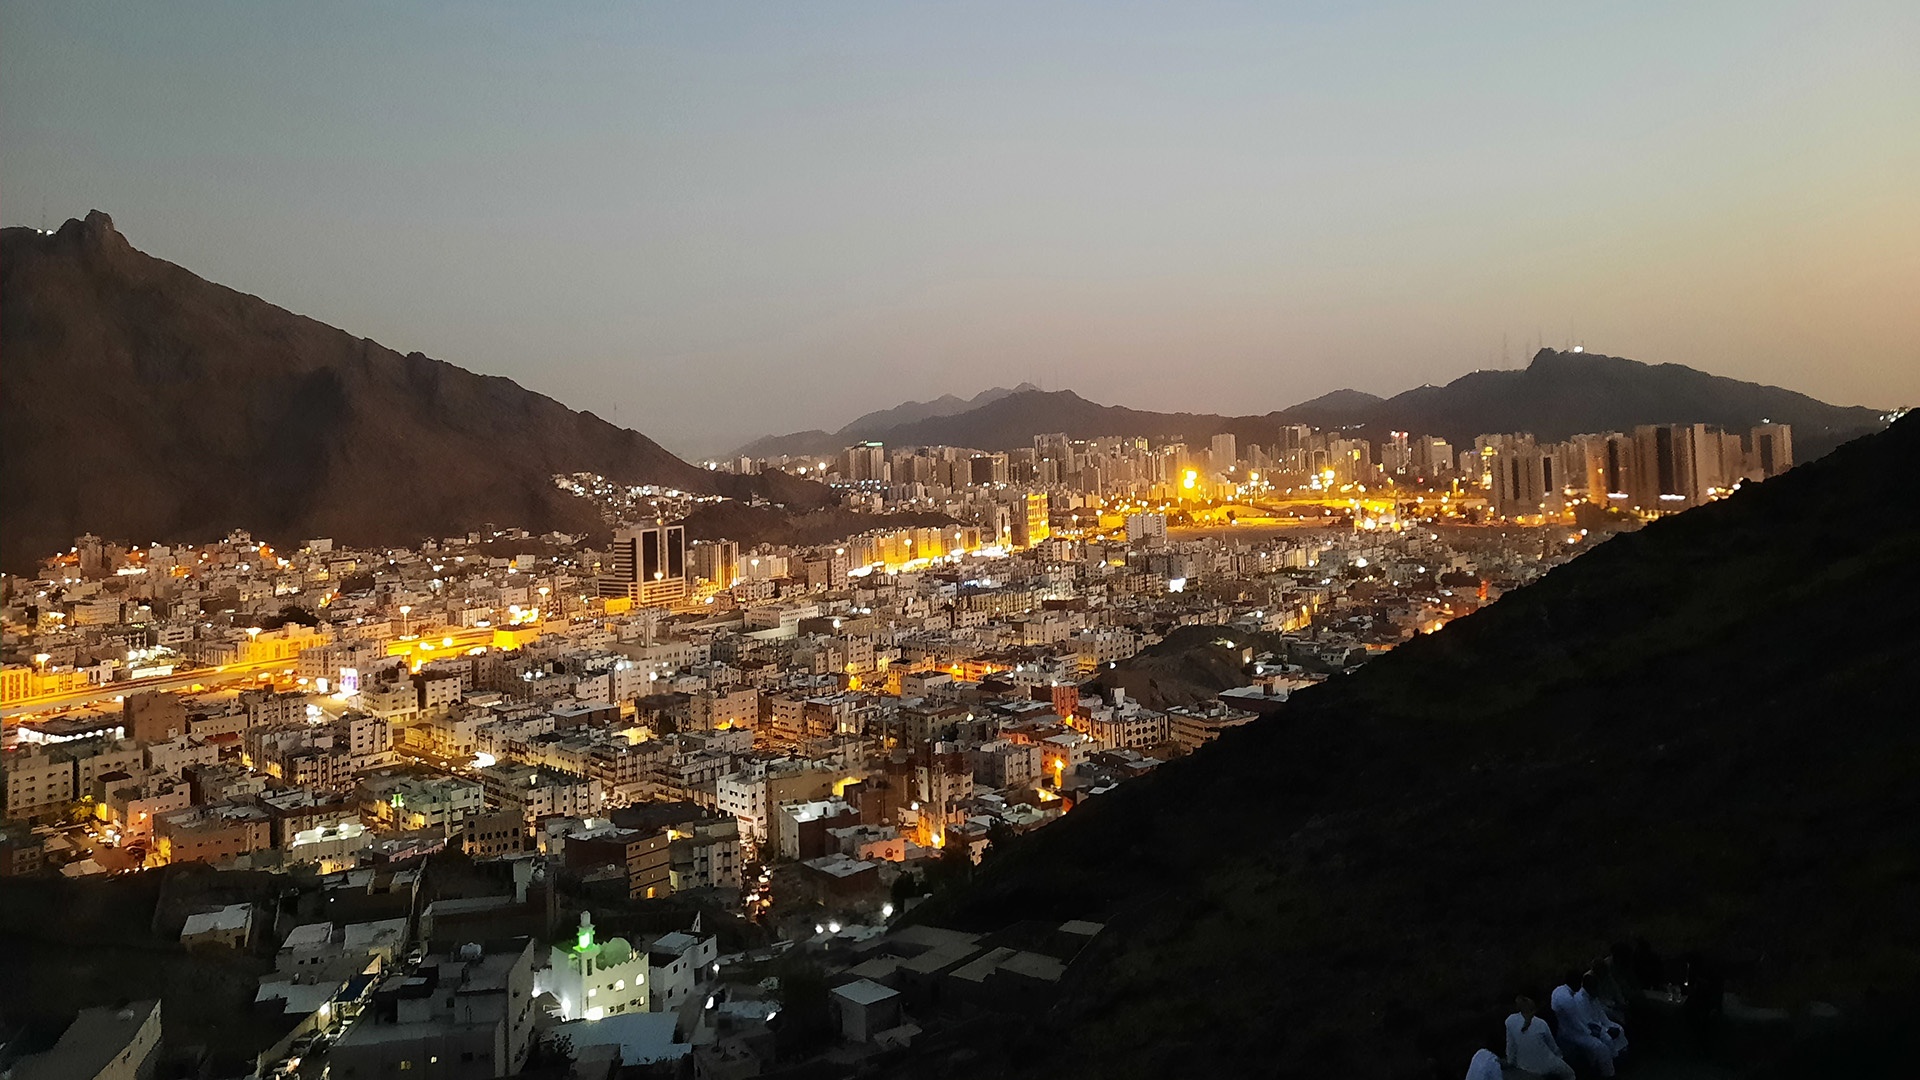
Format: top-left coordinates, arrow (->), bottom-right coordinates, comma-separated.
0,625 -> 498,724
1,653 -> 299,722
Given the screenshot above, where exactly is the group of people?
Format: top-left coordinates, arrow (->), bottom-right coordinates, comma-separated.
1464,967 -> 1631,1079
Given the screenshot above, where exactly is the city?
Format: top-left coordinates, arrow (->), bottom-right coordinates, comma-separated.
0,415 -> 1799,1077
5,3 -> 1918,1079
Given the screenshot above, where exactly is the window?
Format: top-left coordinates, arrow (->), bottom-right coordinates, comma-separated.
398,1063 -> 413,1072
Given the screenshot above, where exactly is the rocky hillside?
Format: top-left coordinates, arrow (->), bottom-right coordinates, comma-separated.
797,350 -> 1884,461
735,383 -> 1040,460
0,212 -> 828,571
902,415 -> 1920,1078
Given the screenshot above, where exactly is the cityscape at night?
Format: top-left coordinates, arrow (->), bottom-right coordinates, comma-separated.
4,4 -> 1918,1080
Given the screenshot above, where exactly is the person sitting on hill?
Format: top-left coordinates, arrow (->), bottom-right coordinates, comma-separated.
1505,995 -> 1575,1079
1553,973 -> 1620,1077
1580,970 -> 1629,1056
1589,943 -> 1640,1007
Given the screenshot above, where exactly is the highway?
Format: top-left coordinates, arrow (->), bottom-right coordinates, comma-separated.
0,626 -> 498,724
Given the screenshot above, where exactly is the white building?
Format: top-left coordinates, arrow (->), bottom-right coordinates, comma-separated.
646,930 -> 718,1013
541,912 -> 649,1021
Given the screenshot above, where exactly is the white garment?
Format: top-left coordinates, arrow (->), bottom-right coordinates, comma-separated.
1551,983 -> 1617,1077
1505,1012 -> 1573,1079
1575,986 -> 1628,1055
1465,1047 -> 1503,1080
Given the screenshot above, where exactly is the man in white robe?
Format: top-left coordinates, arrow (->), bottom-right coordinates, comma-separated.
1465,1047 -> 1504,1080
1578,971 -> 1629,1056
1505,996 -> 1574,1079
1552,979 -> 1618,1077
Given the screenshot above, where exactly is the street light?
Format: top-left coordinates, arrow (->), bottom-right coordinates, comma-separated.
398,605 -> 411,636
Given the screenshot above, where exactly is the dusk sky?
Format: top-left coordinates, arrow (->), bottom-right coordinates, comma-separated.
4,2 -> 1915,455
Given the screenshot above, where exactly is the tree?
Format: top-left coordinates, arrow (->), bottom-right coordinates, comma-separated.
770,952 -> 833,1058
984,820 -> 1017,860
890,871 -> 924,909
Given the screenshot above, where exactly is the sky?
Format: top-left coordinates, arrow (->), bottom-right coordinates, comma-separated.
4,2 -> 1917,456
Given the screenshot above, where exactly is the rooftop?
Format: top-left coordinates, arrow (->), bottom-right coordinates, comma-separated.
830,978 -> 901,1007
10,1001 -> 159,1080
181,902 -> 253,936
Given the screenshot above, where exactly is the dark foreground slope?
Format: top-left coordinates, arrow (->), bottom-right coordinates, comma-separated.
0,212 -> 827,571
908,415 -> 1920,1078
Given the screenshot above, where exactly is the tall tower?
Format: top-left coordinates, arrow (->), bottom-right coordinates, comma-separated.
601,519 -> 688,607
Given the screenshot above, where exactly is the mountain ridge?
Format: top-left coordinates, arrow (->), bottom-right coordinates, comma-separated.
733,382 -> 1041,460
741,351 -> 1885,462
0,211 -> 830,572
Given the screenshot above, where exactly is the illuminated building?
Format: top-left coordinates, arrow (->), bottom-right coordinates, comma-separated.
543,912 -> 650,1020
1013,492 -> 1050,549
601,520 -> 688,607
691,538 -> 739,588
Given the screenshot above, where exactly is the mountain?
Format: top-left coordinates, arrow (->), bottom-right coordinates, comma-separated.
798,351 -> 1884,461
0,212 -> 829,572
1351,349 -> 1887,457
902,415 -> 1920,1078
856,389 -> 1248,450
732,383 -> 1040,460
839,383 -> 1040,436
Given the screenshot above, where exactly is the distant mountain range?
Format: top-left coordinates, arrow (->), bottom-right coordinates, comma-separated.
0,212 -> 829,572
902,412 -> 1920,1077
733,383 -> 1040,460
740,353 -> 1885,464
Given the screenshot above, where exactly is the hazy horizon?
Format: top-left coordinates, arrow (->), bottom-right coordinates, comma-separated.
5,2 -> 1916,456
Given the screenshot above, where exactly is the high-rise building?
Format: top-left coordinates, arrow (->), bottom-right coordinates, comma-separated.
1750,424 -> 1793,479
1380,431 -> 1412,476
1491,440 -> 1562,518
1411,436 -> 1453,478
1276,425 -> 1312,477
1012,492 -> 1050,549
1125,513 -> 1169,546
691,539 -> 739,589
1209,433 -> 1238,476
602,520 -> 688,607
839,442 -> 887,482
1631,425 -> 1698,512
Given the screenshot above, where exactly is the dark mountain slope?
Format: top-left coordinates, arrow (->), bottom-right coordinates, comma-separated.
862,389 -> 1245,450
1363,349 -> 1885,458
839,383 -> 1038,435
0,212 -> 827,571
904,415 -> 1920,1078
809,350 -> 1882,459
734,383 -> 1040,459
